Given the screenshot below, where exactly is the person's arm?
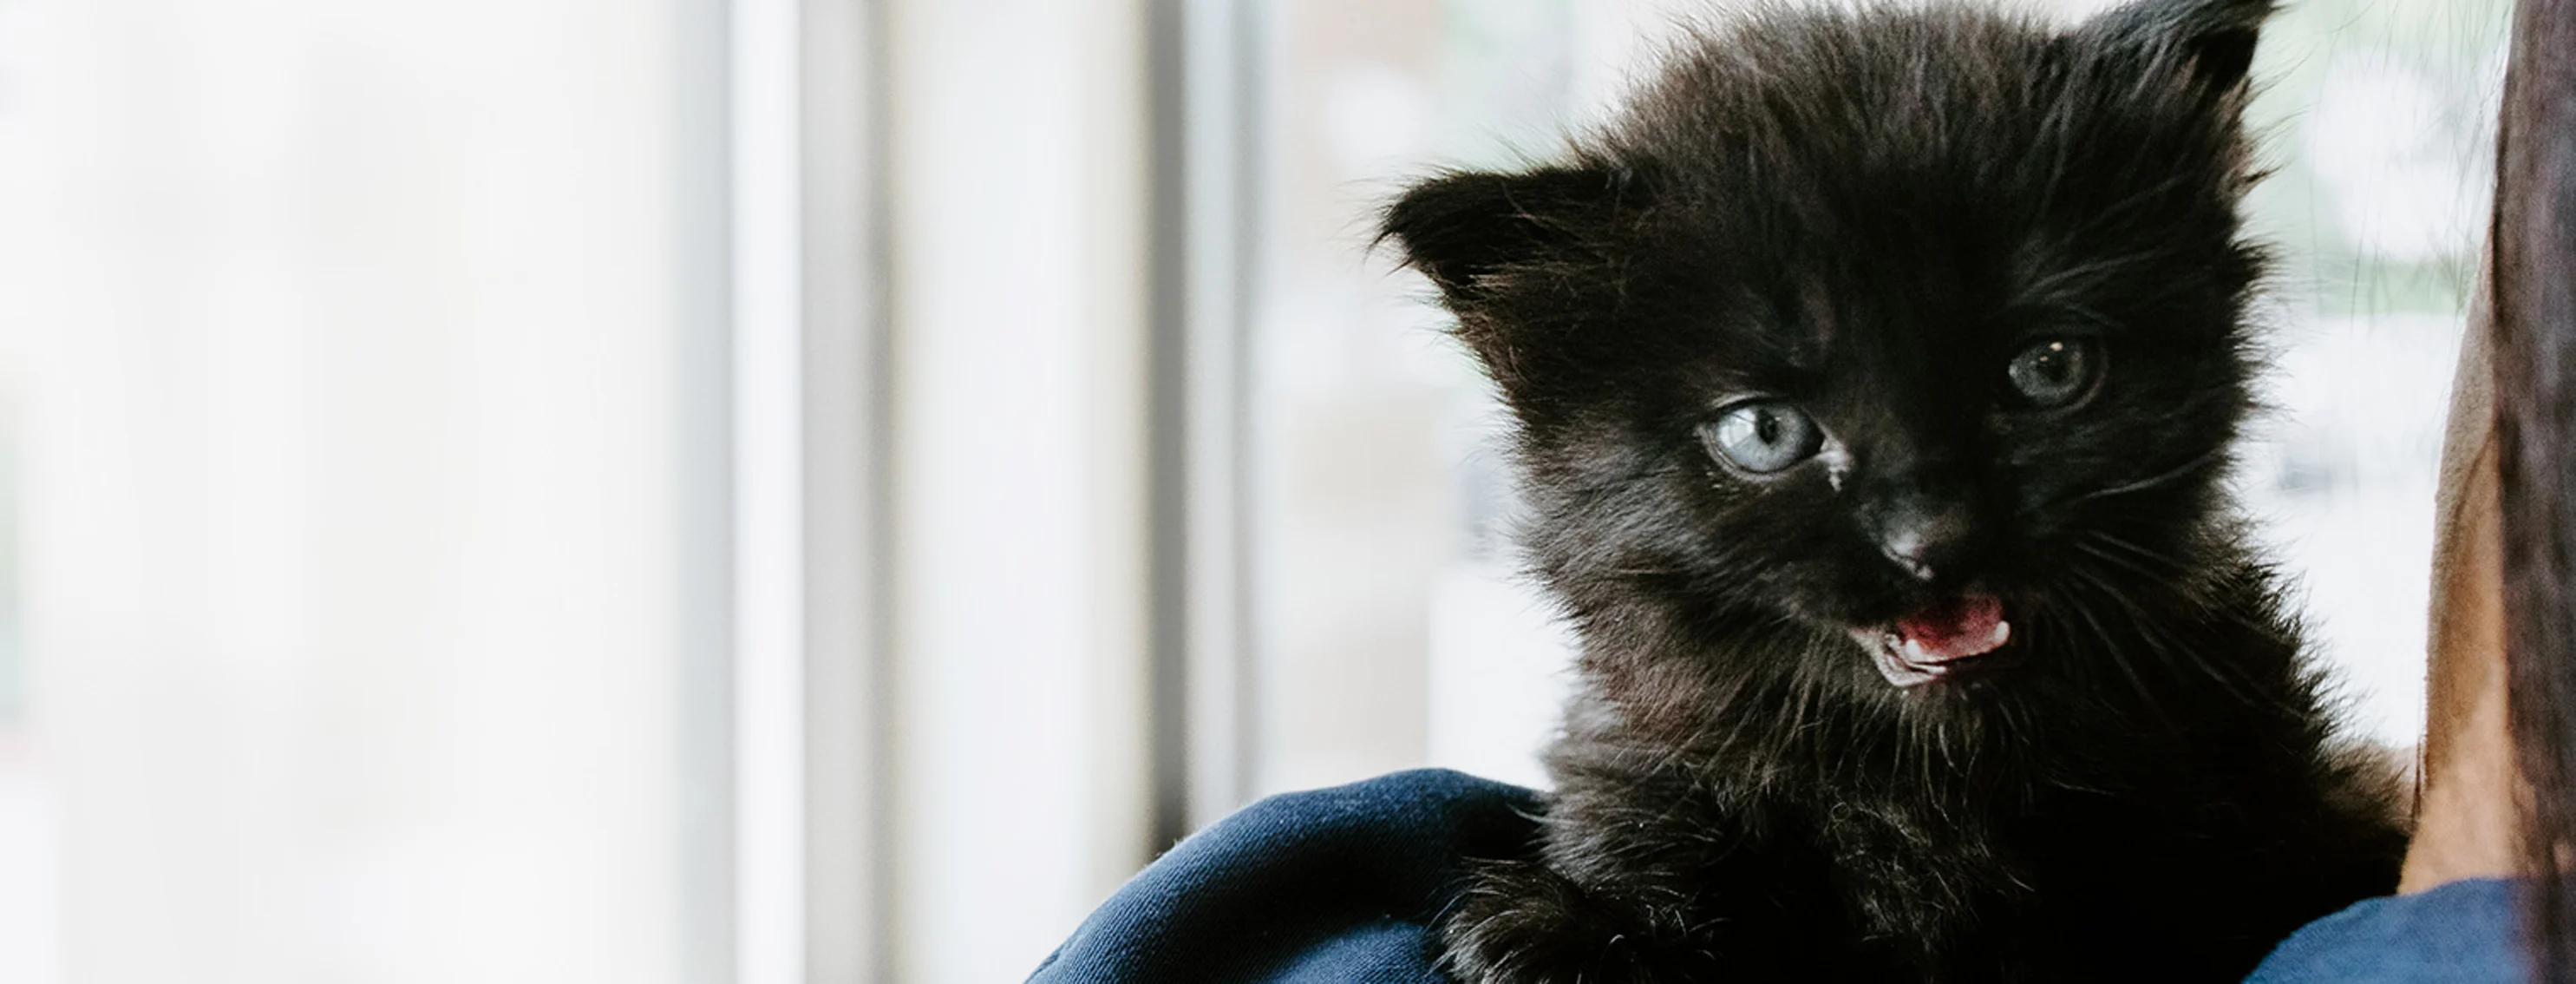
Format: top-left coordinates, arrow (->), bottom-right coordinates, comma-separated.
2403,294 -> 2523,893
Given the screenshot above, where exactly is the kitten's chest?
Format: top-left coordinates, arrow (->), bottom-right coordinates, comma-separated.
1808,793 -> 2031,944
1799,779 -> 2230,967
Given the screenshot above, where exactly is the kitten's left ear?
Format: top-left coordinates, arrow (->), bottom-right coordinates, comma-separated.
2086,0 -> 2279,93
1382,163 -> 1644,388
1380,163 -> 1638,305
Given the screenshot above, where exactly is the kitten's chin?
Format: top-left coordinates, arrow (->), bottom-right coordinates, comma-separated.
1849,593 -> 2018,689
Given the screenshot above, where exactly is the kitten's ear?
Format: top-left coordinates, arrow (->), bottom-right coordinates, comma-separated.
2086,0 -> 2277,93
1381,163 -> 1635,304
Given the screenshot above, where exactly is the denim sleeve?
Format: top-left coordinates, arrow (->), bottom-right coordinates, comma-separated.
2245,877 -> 2529,983
1027,768 -> 1544,984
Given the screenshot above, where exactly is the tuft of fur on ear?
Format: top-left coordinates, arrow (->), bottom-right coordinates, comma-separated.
1380,164 -> 1632,305
1382,163 -> 1644,391
2086,0 -> 2277,93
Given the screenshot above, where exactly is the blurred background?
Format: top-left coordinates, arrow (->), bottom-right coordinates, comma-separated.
0,0 -> 2510,981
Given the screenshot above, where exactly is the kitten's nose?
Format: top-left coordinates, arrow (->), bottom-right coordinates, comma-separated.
1875,495 -> 1979,583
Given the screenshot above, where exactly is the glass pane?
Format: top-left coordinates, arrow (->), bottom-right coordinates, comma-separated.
2232,0 -> 2508,746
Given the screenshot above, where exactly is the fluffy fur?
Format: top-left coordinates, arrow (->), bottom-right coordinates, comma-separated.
1381,1 -> 2409,981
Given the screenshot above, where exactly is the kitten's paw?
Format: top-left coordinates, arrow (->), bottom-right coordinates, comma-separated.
1437,860 -> 1707,984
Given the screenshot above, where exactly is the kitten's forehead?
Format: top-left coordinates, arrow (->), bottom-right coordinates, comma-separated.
1782,275 -> 1839,371
1612,3 -> 2249,242
1755,254 -> 1991,358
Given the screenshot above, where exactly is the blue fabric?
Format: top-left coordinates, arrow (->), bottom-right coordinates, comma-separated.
2246,877 -> 2527,983
1028,768 -> 1543,984
1036,769 -> 2534,982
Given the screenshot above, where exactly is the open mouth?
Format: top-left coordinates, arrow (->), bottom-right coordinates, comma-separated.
1850,593 -> 2018,689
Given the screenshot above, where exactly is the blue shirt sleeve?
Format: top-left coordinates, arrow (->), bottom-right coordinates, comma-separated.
1037,769 -> 2523,983
1027,768 -> 1543,984
2246,877 -> 2529,983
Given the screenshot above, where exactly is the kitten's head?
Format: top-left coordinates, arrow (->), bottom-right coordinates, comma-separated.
1384,0 -> 2275,702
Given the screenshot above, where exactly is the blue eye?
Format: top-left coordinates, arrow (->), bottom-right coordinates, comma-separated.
1703,401 -> 1823,474
2006,338 -> 2102,408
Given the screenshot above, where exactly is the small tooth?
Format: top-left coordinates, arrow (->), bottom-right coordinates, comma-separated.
1990,621 -> 2012,646
1902,639 -> 1929,664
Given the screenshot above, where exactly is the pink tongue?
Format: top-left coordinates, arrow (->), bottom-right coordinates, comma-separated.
1895,594 -> 2010,663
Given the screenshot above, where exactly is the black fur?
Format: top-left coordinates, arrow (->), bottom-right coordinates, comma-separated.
1381,1 -> 2409,981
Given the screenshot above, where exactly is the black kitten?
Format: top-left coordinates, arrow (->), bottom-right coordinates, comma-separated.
1382,0 -> 2409,981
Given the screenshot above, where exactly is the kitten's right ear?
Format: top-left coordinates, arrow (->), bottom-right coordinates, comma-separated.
1381,164 -> 1634,305
2086,0 -> 2278,94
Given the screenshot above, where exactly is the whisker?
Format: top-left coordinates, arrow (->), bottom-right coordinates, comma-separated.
2087,528 -> 2188,562
2024,447 -> 2228,517
2051,570 -> 2169,723
2072,561 -> 2272,710
2069,540 -> 2165,582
